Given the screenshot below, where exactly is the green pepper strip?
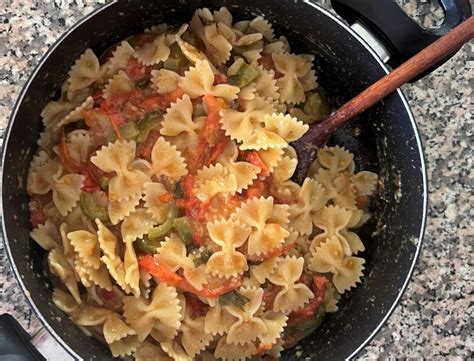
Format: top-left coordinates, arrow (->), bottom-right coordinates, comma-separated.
148,205 -> 179,240
135,237 -> 161,254
79,192 -> 109,222
228,62 -> 260,88
233,40 -> 264,55
108,122 -> 139,143
136,110 -> 163,143
173,217 -> 193,246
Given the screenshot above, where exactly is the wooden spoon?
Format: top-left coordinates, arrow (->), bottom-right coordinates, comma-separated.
291,16 -> 474,184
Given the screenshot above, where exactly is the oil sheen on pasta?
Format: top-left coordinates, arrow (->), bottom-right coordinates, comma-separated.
27,7 -> 378,361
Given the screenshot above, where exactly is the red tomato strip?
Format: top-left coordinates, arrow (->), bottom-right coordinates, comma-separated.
138,255 -> 242,298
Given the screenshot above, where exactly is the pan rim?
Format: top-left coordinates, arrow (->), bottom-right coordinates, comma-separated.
1,1 -> 428,360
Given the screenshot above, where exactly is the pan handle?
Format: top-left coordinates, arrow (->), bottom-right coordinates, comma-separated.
0,314 -> 45,360
331,0 -> 472,81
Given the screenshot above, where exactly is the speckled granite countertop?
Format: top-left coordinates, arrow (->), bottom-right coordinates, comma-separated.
0,1 -> 472,359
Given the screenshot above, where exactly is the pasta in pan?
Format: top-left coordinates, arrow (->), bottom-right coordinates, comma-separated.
27,7 -> 378,360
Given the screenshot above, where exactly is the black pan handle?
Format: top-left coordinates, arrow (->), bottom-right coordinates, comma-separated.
0,314 -> 45,361
331,0 -> 472,80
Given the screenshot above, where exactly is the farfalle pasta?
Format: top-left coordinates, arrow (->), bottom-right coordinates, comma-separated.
28,7 -> 378,360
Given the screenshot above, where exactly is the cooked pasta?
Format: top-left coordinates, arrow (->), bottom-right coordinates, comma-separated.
27,8 -> 378,360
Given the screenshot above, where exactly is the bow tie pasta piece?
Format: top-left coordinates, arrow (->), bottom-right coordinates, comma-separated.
206,219 -> 251,278
272,53 -> 317,104
254,65 -> 280,101
217,141 -> 260,193
160,342 -> 192,361
67,49 -> 101,92
65,129 -> 93,164
101,40 -> 135,78
143,182 -> 171,223
134,33 -> 170,66
249,16 -> 274,41
324,281 -> 341,313
225,287 -> 267,345
67,229 -> 101,270
264,36 -> 291,55
316,168 -> 358,210
288,178 -> 328,235
311,145 -> 355,176
149,137 -> 188,181
263,113 -> 309,143
180,60 -> 239,102
30,220 -> 61,251
213,7 -> 233,26
176,36 -> 211,65
121,208 -> 158,242
37,127 -> 59,153
52,288 -> 80,314
96,219 -> 131,294
311,205 -> 365,256
156,233 -> 195,272
267,256 -> 314,314
352,171 -> 379,197
71,306 -> 139,358
108,192 -> 141,225
203,23 -> 233,65
180,313 -> 214,358
55,96 -> 94,129
259,310 -> 288,345
123,283 -> 182,341
309,236 -> 365,294
91,140 -> 150,202
40,100 -> 77,129
27,153 -> 62,195
74,256 -> 113,291
214,336 -> 257,360
220,96 -> 276,147
134,342 -> 173,361
257,148 -> 284,175
161,94 -> 203,151
103,70 -> 135,99
47,248 -> 82,304
232,196 -> 290,257
195,163 -> 238,201
249,256 -> 281,285
52,173 -> 85,216
103,316 -> 139,356
151,69 -> 181,94
204,302 -> 238,336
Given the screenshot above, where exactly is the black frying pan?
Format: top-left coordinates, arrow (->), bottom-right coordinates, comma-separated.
1,1 -> 471,360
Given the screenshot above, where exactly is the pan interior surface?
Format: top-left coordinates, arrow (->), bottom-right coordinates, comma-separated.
1,1 -> 426,360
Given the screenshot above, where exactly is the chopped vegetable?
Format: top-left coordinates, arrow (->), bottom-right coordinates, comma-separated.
173,217 -> 194,246
192,248 -> 213,267
181,31 -> 200,47
173,182 -> 185,199
136,110 -> 163,143
301,90 -> 331,123
138,255 -> 243,297
233,40 -> 264,55
108,121 -> 139,143
98,176 -> 110,190
136,78 -> 151,89
202,95 -> 227,146
148,205 -> 179,240
219,290 -> 250,309
185,294 -> 209,319
164,42 -> 191,73
79,192 -> 109,222
135,236 -> 161,254
241,150 -> 269,176
96,287 -> 123,312
228,62 -> 260,88
29,196 -> 46,228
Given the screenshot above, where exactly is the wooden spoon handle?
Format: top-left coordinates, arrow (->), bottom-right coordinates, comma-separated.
325,15 -> 474,132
